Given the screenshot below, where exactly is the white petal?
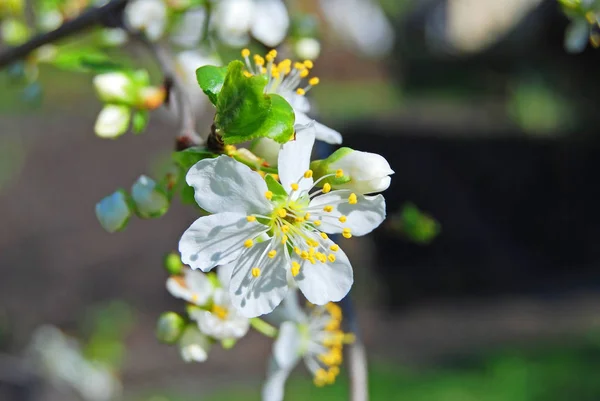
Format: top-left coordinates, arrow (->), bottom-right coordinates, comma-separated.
274,321 -> 302,369
295,112 -> 342,145
214,0 -> 254,46
329,150 -> 394,182
93,72 -> 133,104
310,191 -> 386,236
94,105 -> 130,139
186,155 -> 272,215
166,269 -> 213,306
179,326 -> 211,362
217,263 -> 234,289
251,137 -> 281,167
179,212 -> 268,272
229,241 -> 289,318
294,238 -> 353,305
262,355 -> 296,401
285,93 -> 310,114
171,8 -> 207,48
278,124 -> 316,195
251,0 -> 289,47
190,290 -> 250,340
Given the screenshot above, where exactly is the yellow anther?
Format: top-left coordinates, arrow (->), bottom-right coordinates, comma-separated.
278,59 -> 291,69
265,191 -> 273,200
314,220 -> 322,226
291,183 -> 299,191
241,48 -> 250,58
338,215 -> 347,223
294,61 -> 305,70
323,183 -> 331,193
243,71 -> 253,78
261,67 -> 267,74
344,333 -> 356,344
326,302 -> 342,319
320,232 -> 328,240
251,267 -> 261,277
328,254 -> 336,263
191,294 -> 199,302
281,225 -> 290,233
294,246 -> 301,255
342,228 -> 352,239
258,170 -> 266,177
348,193 -> 358,205
266,53 -> 275,62
281,235 -> 288,244
308,247 -> 315,256
295,216 -> 305,223
244,239 -> 254,248
291,261 -> 301,277
303,60 -> 314,69
211,305 -> 229,320
304,212 -> 311,219
323,205 -> 333,213
309,77 -> 320,86
300,69 -> 310,78
276,208 -> 287,218
301,251 -> 309,260
224,144 -> 237,155
316,252 -> 327,263
254,55 -> 265,66
304,170 -> 313,178
296,88 -> 306,95
268,250 -> 277,259
325,318 -> 340,331
330,244 -> 339,252
335,169 -> 344,178
268,49 -> 278,58
246,215 -> 256,222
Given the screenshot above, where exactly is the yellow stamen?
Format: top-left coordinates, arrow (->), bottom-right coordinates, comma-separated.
314,220 -> 322,226
296,88 -> 305,95
243,71 -> 253,78
244,239 -> 254,248
254,55 -> 265,66
281,225 -> 290,233
291,261 -> 301,277
316,252 -> 327,263
320,232 -> 328,240
191,294 -> 199,302
295,216 -> 305,223
247,215 -> 256,222
281,235 -> 288,244
211,305 -> 228,320
323,183 -> 331,193
323,205 -> 333,212
348,193 -> 358,205
304,169 -> 313,178
304,212 -> 311,219
328,254 -> 336,262
294,61 -> 304,70
335,169 -> 344,178
342,228 -> 352,239
338,215 -> 347,223
268,250 -> 277,259
309,77 -> 320,86
276,208 -> 287,218
291,183 -> 299,191
303,60 -> 314,69
251,267 -> 261,277
241,48 -> 250,58
265,191 -> 273,200
294,246 -> 301,255
300,69 -> 310,78
330,244 -> 339,252
301,251 -> 309,260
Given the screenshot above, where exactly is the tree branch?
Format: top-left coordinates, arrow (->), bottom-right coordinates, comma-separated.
0,0 -> 129,68
132,33 -> 202,147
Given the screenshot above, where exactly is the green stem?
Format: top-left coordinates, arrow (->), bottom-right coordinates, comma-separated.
250,317 -> 278,338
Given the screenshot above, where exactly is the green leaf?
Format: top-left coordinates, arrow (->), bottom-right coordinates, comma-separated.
196,65 -> 228,105
172,147 -> 218,171
132,110 -> 149,134
265,174 -> 287,202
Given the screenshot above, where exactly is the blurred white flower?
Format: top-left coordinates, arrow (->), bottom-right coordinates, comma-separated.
166,267 -> 214,306
294,37 -> 321,61
174,50 -> 221,116
171,7 -> 207,48
189,288 -> 251,340
94,105 -> 131,139
125,0 -> 167,41
27,326 -> 122,401
319,0 -> 394,58
179,325 -> 212,362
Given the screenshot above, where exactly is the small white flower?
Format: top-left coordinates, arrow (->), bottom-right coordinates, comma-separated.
294,37 -> 321,61
189,287 -> 251,340
166,267 -> 214,306
179,325 -> 212,362
240,49 -> 342,145
262,294 -> 352,401
93,72 -> 135,104
325,148 -> 394,194
124,0 -> 167,41
179,125 -> 386,317
94,105 -> 131,139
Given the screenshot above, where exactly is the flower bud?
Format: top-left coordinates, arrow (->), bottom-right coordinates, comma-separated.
94,105 -> 131,139
294,37 -> 321,60
131,175 -> 169,218
95,190 -> 132,233
250,137 -> 281,166
312,147 -> 393,194
93,72 -> 137,104
164,252 -> 184,275
156,312 -> 186,344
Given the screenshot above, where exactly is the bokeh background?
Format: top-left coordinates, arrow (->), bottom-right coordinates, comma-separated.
2,0 -> 600,400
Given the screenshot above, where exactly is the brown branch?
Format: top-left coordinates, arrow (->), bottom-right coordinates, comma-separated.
0,0 -> 129,68
132,33 -> 202,147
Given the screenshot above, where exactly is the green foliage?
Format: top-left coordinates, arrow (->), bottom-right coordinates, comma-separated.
196,65 -> 227,105
132,110 -> 150,134
390,203 -> 440,244
172,147 -> 218,171
212,60 -> 295,145
165,252 -> 184,275
265,174 -> 288,202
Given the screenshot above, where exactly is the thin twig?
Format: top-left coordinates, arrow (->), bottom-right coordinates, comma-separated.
0,0 -> 129,68
340,296 -> 369,401
132,33 -> 202,147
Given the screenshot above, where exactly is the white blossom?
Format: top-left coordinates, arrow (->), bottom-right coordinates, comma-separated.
179,326 -> 212,362
326,148 -> 394,194
124,0 -> 167,41
94,105 -> 130,139
179,125 -> 386,317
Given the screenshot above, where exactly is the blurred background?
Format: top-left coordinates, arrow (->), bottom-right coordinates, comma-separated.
2,0 -> 600,400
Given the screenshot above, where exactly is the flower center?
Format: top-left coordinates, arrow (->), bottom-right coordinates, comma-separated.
240,49 -> 320,97
211,304 -> 229,320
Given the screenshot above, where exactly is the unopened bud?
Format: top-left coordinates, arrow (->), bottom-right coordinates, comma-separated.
164,252 -> 184,275
156,312 -> 186,344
